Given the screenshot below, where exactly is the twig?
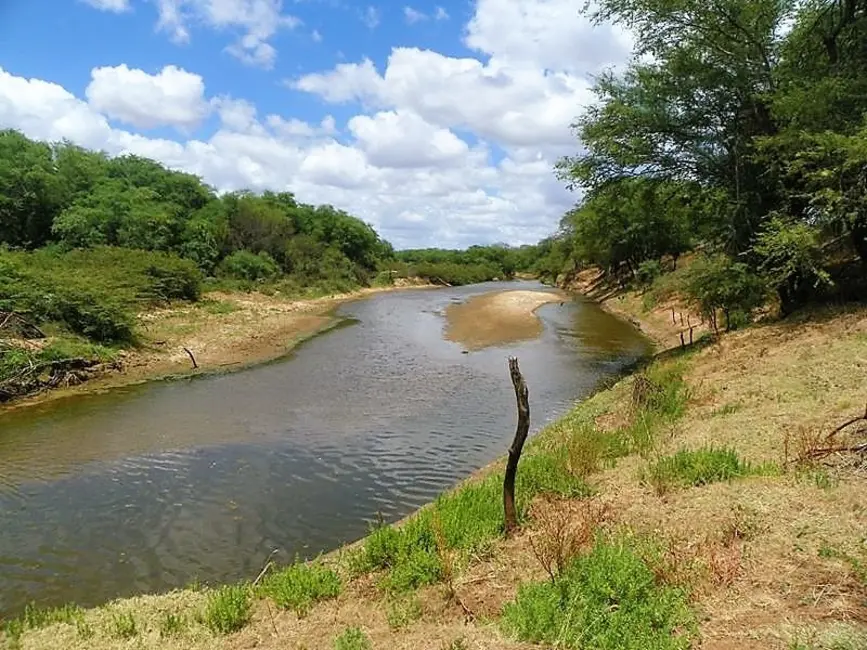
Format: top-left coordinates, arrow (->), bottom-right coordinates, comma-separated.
825,401 -> 867,441
182,347 -> 198,369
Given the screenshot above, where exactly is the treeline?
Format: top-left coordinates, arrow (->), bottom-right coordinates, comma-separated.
387,245 -> 539,286
536,0 -> 867,322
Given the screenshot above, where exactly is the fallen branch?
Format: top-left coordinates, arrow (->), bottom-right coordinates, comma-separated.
825,401 -> 867,441
182,347 -> 198,369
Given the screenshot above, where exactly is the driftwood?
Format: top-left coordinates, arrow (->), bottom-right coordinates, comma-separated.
503,357 -> 530,536
0,311 -> 45,339
0,356 -> 118,403
802,401 -> 867,460
183,346 -> 198,369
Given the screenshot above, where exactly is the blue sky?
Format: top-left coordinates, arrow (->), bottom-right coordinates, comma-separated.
0,0 -> 632,248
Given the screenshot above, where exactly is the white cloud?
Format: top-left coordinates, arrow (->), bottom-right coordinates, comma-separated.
154,0 -> 300,68
81,0 -> 130,11
464,0 -> 633,72
294,49 -> 594,147
404,6 -> 427,24
311,28 -> 323,42
348,110 -> 469,168
86,64 -> 210,131
361,5 -> 380,29
434,6 -> 449,20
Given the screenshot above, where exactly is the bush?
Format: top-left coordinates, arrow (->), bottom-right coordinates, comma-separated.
683,254 -> 768,331
218,250 -> 281,282
259,562 -> 341,616
502,537 -> 695,650
204,584 -> 252,634
636,259 -> 663,287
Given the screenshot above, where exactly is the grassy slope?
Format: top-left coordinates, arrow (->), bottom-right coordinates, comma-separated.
6,286 -> 867,650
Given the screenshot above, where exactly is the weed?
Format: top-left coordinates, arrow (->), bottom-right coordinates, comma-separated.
159,611 -> 185,638
711,402 -> 743,417
3,602 -> 85,642
259,561 -> 341,616
646,447 -> 759,494
204,584 -> 252,634
385,595 -> 422,630
334,626 -> 373,650
503,536 -> 695,649
109,611 -> 138,639
528,497 -> 610,583
789,623 -> 867,649
75,618 -> 94,640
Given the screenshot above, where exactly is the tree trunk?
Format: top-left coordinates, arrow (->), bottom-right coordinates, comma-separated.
503,357 -> 530,536
851,217 -> 867,269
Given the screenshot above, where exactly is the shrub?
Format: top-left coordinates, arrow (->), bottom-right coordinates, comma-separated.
385,595 -> 422,630
636,259 -> 663,287
334,626 -> 372,650
502,537 -> 695,650
259,561 -> 341,616
218,250 -> 281,282
4,602 -> 85,642
159,611 -> 185,638
683,254 -> 768,331
204,584 -> 252,634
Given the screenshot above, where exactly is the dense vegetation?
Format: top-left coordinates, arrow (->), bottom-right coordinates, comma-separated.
0,130 -> 529,399
533,0 -> 867,317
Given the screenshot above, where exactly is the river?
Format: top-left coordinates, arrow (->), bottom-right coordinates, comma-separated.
0,282 -> 651,618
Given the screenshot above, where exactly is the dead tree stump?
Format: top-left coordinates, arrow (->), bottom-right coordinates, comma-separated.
503,357 -> 530,536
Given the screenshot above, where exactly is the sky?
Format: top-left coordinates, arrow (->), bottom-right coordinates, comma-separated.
0,0 -> 633,249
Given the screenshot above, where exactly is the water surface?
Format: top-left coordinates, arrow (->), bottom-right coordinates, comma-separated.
0,282 -> 650,617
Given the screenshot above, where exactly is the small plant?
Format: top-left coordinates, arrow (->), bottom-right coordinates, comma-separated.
159,611 -> 185,638
443,639 -> 469,650
646,447 -> 755,495
711,402 -> 743,417
502,536 -> 695,649
76,618 -> 95,640
109,611 -> 138,639
528,497 -> 609,583
385,595 -> 422,630
334,626 -> 372,650
259,561 -> 341,616
204,584 -> 252,634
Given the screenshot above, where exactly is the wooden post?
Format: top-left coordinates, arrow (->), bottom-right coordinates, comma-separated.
680,332 -> 685,348
503,357 -> 530,536
671,307 -> 676,324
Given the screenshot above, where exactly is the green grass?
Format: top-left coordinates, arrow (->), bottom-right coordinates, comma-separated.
259,561 -> 341,616
334,626 -> 373,650
348,448 -> 589,593
502,536 -> 695,650
204,584 -> 252,634
198,298 -> 240,315
159,611 -> 186,638
646,447 -> 775,494
3,602 -> 85,642
789,624 -> 867,649
385,595 -> 422,630
108,611 -> 137,639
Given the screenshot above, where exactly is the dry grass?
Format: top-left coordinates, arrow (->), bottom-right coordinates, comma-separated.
8,296 -> 867,650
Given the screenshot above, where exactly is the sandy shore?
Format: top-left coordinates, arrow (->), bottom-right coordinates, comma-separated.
1,280 -> 433,411
444,289 -> 565,350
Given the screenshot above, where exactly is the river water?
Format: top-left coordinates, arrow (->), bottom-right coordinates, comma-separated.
0,282 -> 650,618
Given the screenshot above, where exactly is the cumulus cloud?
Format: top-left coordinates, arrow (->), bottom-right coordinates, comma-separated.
434,6 -> 449,20
294,48 -> 594,147
81,0 -> 130,11
85,64 -> 211,130
154,0 -> 299,68
464,0 -> 633,72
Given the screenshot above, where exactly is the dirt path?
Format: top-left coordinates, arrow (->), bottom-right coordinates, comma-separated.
444,289 -> 565,350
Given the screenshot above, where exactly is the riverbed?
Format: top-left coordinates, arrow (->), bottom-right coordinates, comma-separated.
0,281 -> 651,618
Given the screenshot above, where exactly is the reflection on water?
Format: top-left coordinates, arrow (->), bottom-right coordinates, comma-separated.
0,281 -> 651,617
